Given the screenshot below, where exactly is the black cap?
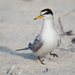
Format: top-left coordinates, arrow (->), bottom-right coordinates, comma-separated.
41,8 -> 53,15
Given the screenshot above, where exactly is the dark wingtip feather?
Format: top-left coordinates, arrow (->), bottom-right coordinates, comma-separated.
15,47 -> 29,51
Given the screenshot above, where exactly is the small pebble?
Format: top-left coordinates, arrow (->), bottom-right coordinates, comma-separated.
43,68 -> 49,73
46,68 -> 48,72
71,38 -> 75,44
17,68 -> 19,69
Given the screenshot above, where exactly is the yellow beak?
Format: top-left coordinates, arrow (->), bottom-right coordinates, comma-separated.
34,15 -> 45,20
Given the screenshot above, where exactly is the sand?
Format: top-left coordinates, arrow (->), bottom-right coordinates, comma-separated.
0,0 -> 75,75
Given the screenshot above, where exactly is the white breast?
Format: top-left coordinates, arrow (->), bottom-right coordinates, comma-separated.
34,31 -> 58,57
34,16 -> 59,57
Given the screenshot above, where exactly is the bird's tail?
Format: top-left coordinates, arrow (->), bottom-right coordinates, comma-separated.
15,47 -> 29,51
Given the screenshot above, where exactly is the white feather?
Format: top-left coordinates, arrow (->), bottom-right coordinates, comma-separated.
34,14 -> 60,57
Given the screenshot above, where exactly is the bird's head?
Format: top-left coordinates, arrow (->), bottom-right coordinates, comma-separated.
34,8 -> 53,20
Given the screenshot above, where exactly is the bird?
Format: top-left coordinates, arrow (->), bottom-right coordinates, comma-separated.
15,8 -> 61,65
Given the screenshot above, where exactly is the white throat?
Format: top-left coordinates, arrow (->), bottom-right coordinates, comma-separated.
40,16 -> 55,35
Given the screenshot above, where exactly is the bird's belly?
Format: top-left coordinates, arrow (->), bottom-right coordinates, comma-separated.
34,38 -> 57,57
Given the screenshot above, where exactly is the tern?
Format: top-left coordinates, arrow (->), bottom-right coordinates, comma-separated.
15,8 -> 61,65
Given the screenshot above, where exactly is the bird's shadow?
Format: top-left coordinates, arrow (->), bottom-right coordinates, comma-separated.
0,46 -> 37,60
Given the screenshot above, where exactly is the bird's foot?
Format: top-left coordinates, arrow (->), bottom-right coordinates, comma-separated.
50,52 -> 58,58
38,56 -> 45,65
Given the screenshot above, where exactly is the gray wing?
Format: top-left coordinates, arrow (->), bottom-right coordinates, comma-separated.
28,35 -> 43,52
57,36 -> 61,47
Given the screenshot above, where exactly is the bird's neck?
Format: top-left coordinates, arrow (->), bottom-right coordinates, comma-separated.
40,18 -> 55,34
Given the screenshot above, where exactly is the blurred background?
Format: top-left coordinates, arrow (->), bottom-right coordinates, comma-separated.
0,0 -> 75,74
0,0 -> 75,49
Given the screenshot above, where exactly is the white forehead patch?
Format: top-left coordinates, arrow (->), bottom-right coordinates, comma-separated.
40,11 -> 47,15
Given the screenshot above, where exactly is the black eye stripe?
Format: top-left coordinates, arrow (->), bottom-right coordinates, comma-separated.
41,8 -> 53,15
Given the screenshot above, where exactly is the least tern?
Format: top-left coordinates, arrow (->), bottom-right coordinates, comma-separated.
16,8 -> 61,65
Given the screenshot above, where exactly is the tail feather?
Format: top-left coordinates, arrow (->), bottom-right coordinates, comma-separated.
15,47 -> 29,51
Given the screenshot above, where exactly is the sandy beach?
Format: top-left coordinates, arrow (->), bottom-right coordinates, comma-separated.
0,0 -> 75,75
